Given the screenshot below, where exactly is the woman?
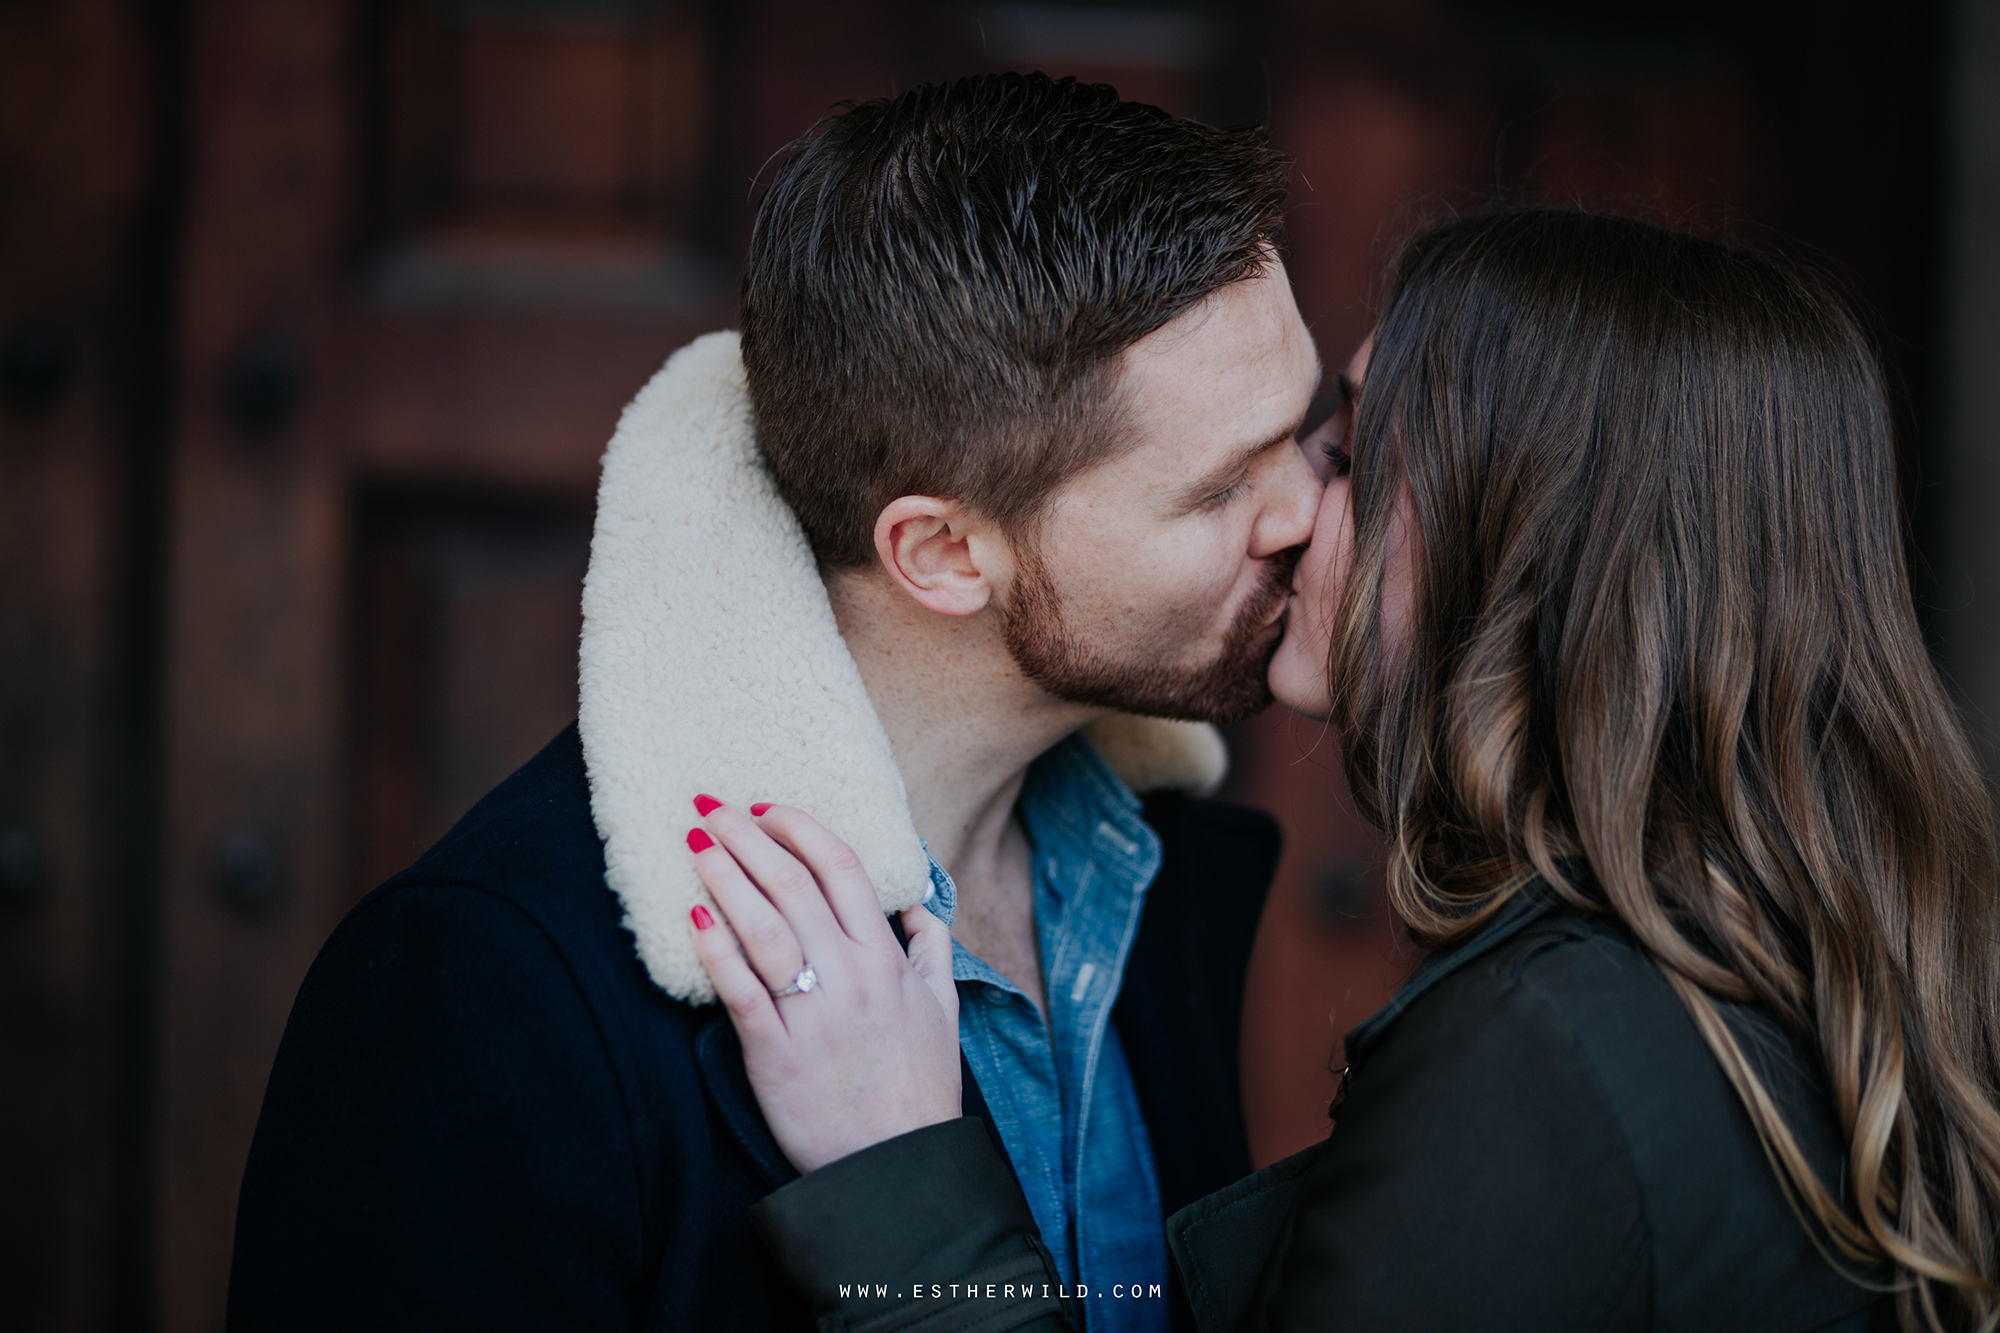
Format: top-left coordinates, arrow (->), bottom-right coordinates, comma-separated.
685,210 -> 2000,1331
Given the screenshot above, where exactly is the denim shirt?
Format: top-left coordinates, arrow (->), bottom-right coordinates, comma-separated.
921,733 -> 1171,1333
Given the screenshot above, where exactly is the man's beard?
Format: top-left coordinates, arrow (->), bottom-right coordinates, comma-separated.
1001,542 -> 1304,725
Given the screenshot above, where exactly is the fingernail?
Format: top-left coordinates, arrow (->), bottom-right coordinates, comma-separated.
691,904 -> 713,930
693,794 -> 722,816
749,802 -> 772,816
687,828 -> 714,853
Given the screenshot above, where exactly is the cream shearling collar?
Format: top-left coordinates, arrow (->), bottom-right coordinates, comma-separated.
577,332 -> 1228,1004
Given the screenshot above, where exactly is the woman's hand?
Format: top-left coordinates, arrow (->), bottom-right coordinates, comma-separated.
686,799 -> 961,1173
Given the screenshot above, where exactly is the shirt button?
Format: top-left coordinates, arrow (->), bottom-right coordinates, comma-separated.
984,984 -> 1011,1006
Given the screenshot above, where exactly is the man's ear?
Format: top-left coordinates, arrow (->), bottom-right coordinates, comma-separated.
873,496 -> 1009,617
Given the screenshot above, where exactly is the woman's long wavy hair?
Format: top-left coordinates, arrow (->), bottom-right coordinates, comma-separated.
1329,209 -> 2000,1331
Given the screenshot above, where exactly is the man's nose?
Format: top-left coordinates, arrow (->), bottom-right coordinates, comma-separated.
1253,440 -> 1321,556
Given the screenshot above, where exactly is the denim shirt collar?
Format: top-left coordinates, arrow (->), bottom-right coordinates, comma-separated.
919,731 -> 1160,936
1017,730 -> 1156,876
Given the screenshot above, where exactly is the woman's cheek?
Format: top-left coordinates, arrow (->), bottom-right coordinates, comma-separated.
1268,479 -> 1355,719
1304,477 -> 1354,608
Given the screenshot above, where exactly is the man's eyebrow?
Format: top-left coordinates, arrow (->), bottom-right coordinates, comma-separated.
1173,405 -> 1314,510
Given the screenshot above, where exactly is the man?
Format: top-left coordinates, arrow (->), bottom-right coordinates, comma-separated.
227,73 -> 1321,1332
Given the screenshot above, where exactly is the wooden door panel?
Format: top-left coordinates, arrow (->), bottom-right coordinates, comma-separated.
352,489 -> 591,893
0,3 -> 172,1331
0,334 -> 131,1333
159,2 -> 350,1326
0,2 -> 159,1330
342,311 -> 707,491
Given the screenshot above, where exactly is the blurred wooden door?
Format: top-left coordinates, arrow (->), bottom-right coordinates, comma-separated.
154,2 -> 729,1329
0,3 -> 170,1329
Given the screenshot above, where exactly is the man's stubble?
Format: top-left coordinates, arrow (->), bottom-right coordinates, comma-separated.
1001,540 -> 1304,725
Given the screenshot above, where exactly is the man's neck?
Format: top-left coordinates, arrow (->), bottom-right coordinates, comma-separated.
827,570 -> 1100,882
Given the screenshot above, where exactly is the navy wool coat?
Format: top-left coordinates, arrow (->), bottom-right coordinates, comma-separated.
225,723 -> 1279,1332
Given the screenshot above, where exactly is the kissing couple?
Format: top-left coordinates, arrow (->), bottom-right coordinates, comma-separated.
229,74 -> 2000,1333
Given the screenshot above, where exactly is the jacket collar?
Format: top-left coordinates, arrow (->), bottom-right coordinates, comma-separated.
1343,882 -> 1562,1067
576,332 -> 1230,1004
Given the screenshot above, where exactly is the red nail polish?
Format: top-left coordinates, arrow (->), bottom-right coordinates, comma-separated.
693,794 -> 722,816
691,904 -> 713,930
687,828 -> 714,853
749,803 -> 772,816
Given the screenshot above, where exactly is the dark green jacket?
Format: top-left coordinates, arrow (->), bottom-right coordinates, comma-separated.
752,892 -> 1893,1332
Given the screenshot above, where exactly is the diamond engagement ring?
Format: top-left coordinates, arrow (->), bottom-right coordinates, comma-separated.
771,965 -> 817,998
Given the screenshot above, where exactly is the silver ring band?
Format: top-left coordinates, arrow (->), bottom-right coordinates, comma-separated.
771,964 -> 817,998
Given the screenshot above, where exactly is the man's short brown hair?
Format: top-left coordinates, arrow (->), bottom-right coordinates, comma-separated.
739,72 -> 1291,568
